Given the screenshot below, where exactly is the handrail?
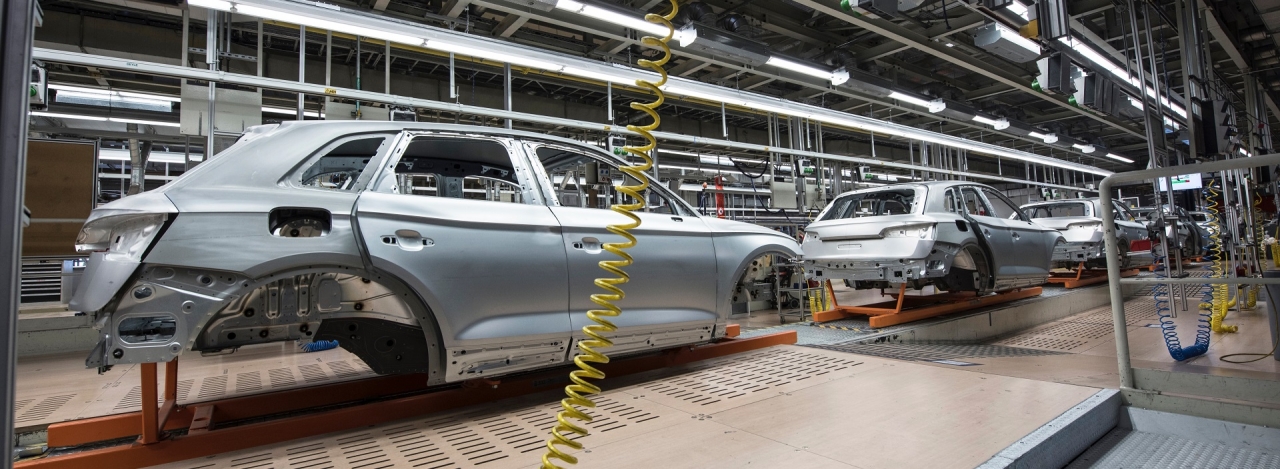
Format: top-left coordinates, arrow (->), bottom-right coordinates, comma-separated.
1099,152 -> 1280,388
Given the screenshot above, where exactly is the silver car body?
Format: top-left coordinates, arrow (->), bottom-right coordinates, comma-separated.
1020,198 -> 1154,269
802,181 -> 1063,293
69,121 -> 800,385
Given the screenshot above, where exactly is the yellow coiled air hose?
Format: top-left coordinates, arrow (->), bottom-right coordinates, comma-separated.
1205,184 -> 1238,333
539,2 -> 676,468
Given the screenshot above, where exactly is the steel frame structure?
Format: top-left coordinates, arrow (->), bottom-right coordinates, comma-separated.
1100,153 -> 1280,429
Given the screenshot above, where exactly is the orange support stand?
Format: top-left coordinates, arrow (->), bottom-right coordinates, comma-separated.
812,282 -> 1043,328
22,331 -> 797,469
1047,262 -> 1140,289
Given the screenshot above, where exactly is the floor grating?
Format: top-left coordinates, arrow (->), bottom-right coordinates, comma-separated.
1067,429 -> 1280,469
152,348 -> 867,469
807,343 -> 1067,361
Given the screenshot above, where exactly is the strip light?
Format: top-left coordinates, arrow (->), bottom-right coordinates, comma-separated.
49,84 -> 182,103
972,115 -> 1010,130
262,106 -> 322,118
189,0 -> 425,45
1106,153 -> 1134,163
1072,143 -> 1096,154
766,56 -> 847,85
1028,131 -> 1058,144
31,111 -> 178,127
1057,36 -> 1187,119
888,91 -> 946,113
554,0 -> 695,47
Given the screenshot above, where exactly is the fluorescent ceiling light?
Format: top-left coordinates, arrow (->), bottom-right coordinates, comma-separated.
99,148 -> 203,163
1106,153 -> 1134,163
49,84 -> 181,103
1005,1 -> 1030,21
944,42 -> 955,48
189,0 -> 425,45
109,117 -> 180,127
30,111 -> 177,127
1072,143 -> 1096,154
428,40 -> 563,71
766,56 -> 842,84
1028,131 -> 1058,144
972,115 -> 1010,130
554,0 -> 695,46
888,91 -> 945,113
262,106 -> 322,118
1057,36 -> 1187,120
31,111 -> 106,121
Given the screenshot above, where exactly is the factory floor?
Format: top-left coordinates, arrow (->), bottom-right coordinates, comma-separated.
12,277 -> 1280,468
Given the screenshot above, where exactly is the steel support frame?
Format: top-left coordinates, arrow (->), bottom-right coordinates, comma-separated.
812,283 -> 1043,328
30,48 -> 1099,193
0,1 -> 37,468
1101,153 -> 1280,427
22,331 -> 797,469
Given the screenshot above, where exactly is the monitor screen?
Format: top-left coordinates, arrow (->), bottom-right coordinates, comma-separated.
1157,173 -> 1203,191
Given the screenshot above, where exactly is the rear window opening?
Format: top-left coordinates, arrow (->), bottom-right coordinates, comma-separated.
1025,202 -> 1089,219
819,188 -> 920,221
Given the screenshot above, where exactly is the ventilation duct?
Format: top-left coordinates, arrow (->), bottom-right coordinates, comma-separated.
1241,26 -> 1269,43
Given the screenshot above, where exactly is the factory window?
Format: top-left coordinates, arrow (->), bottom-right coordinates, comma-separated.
532,144 -> 689,215
380,136 -> 527,204
298,134 -> 392,191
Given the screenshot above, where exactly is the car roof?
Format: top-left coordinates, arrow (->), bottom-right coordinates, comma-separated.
1022,197 -> 1097,207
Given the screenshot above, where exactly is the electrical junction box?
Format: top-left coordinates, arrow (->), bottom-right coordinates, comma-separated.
29,63 -> 46,110
848,0 -> 899,18
770,176 -> 797,209
975,23 -> 1042,63
389,107 -> 417,122
798,159 -> 816,176
609,135 -> 628,156
804,183 -> 826,210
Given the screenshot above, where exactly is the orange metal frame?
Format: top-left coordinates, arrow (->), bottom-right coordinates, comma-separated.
21,329 -> 796,469
1047,262 -> 1141,289
812,282 -> 1043,328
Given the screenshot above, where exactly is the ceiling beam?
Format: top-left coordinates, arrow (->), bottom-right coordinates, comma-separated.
790,0 -> 1145,140
493,13 -> 528,38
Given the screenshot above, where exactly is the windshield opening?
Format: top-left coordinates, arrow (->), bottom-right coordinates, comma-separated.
1024,202 -> 1089,219
819,188 -> 919,221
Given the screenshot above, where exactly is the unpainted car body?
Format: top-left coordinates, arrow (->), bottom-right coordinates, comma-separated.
69,121 -> 800,385
1020,198 -> 1154,269
802,182 -> 1063,293
1140,205 -> 1212,259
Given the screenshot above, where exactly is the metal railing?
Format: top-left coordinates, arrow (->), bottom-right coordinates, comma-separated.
1099,153 -> 1280,426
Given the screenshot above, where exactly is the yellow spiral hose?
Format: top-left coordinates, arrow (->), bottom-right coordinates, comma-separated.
539,3 -> 676,468
1204,184 -> 1237,333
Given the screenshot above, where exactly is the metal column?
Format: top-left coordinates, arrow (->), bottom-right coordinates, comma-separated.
205,9 -> 218,159
0,1 -> 37,467
297,25 -> 305,120
503,62 -> 512,129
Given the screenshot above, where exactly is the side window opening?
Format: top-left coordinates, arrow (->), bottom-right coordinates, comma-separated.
299,135 -> 390,191
385,136 -> 526,204
960,187 -> 988,217
944,190 -> 957,213
980,187 -> 1023,220
533,145 -> 688,216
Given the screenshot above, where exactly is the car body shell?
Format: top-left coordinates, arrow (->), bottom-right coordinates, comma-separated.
801,181 -> 1063,292
1020,198 -> 1154,269
69,121 -> 800,385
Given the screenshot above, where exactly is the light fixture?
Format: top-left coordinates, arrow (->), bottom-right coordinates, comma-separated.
944,42 -> 955,48
428,40 -> 562,71
766,56 -> 844,85
49,84 -> 181,102
109,117 -> 180,127
99,148 -> 202,163
888,91 -> 946,113
972,115 -> 1010,130
1027,131 -> 1059,144
188,0 -> 425,45
1004,1 -> 1030,21
31,111 -> 107,121
1057,36 -> 1187,119
1072,143 -> 1096,154
1106,153 -> 1134,163
262,106 -> 322,118
30,111 -> 179,127
554,0 -> 696,46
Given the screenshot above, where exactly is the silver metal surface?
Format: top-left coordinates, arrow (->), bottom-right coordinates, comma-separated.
803,181 -> 1061,293
71,121 -> 801,383
1021,198 -> 1153,269
1,0 -> 37,465
1066,429 -> 1280,469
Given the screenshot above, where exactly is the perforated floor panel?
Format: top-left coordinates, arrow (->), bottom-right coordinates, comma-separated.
13,347 -> 375,430
1066,429 -> 1280,469
808,343 -> 1067,361
151,347 -> 869,469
